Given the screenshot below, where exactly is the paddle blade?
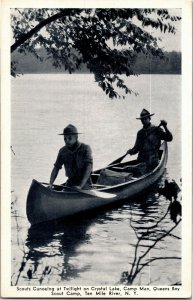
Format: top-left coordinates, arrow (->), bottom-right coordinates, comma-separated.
62,185 -> 116,199
81,189 -> 116,199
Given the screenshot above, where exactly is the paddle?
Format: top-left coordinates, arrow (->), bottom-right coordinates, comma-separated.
63,186 -> 116,199
41,182 -> 116,199
108,122 -> 162,166
108,153 -> 128,166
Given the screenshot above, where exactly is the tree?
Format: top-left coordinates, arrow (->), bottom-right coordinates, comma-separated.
11,8 -> 181,98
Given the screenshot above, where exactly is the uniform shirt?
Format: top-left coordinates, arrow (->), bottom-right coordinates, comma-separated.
130,124 -> 173,169
54,141 -> 93,186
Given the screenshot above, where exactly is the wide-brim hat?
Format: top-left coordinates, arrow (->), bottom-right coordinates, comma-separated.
136,109 -> 155,120
58,124 -> 82,135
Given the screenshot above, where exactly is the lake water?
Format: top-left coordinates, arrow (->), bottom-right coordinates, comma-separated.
11,74 -> 181,286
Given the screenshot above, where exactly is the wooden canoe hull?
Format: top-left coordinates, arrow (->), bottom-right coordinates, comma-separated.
27,142 -> 168,225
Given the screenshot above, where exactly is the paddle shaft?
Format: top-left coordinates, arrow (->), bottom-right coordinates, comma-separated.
108,122 -> 162,166
41,182 -> 116,199
108,153 -> 128,166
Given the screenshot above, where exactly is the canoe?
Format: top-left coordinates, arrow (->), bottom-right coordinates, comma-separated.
27,141 -> 168,225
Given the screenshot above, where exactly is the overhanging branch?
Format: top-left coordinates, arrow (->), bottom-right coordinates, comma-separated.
11,10 -> 69,53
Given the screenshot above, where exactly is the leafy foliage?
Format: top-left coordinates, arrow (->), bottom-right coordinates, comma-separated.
11,8 -> 181,98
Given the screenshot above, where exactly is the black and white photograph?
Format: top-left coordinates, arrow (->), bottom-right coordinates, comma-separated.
1,0 -> 192,298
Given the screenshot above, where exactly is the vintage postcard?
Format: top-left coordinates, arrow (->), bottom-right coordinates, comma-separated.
1,0 -> 192,298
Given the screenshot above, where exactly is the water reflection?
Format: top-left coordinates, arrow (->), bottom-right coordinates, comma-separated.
25,216 -> 96,284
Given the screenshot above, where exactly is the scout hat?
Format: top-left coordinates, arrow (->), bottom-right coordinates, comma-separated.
58,124 -> 82,135
136,109 -> 155,120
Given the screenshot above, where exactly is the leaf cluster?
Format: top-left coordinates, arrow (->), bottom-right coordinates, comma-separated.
11,8 -> 181,98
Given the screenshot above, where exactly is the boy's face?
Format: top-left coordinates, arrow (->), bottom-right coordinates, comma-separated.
64,134 -> 78,148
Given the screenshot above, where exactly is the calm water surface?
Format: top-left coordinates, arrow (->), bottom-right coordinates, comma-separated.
11,74 -> 181,286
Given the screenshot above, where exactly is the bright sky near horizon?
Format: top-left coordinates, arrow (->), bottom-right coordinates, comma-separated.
135,8 -> 181,52
151,9 -> 181,52
148,23 -> 181,52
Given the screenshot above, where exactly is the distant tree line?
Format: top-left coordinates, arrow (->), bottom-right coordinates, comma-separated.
132,51 -> 181,74
12,49 -> 181,75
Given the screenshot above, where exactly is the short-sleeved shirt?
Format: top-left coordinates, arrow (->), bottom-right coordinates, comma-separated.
54,142 -> 93,187
130,124 -> 173,169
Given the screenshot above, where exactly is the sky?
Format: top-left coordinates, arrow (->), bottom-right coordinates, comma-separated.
151,9 -> 181,52
132,8 -> 181,52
